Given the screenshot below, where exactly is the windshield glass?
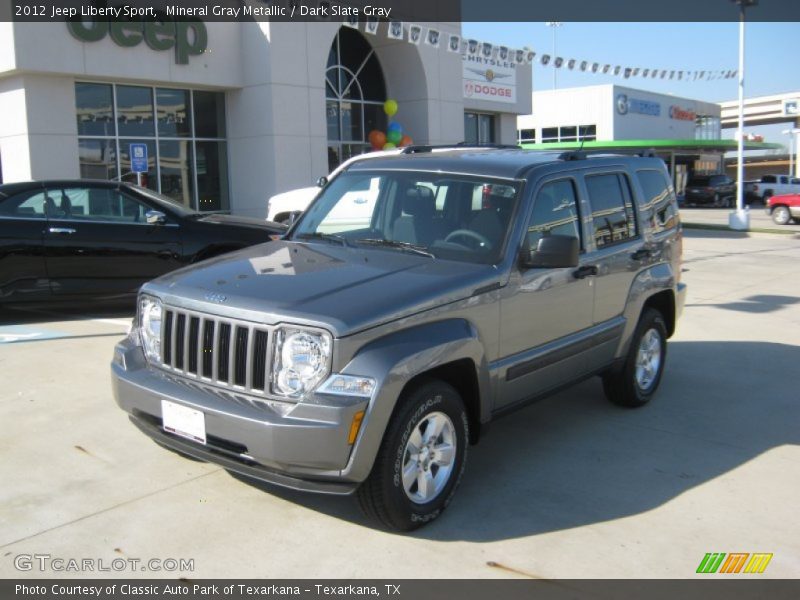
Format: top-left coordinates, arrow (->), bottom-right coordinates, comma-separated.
131,185 -> 197,217
290,171 -> 522,265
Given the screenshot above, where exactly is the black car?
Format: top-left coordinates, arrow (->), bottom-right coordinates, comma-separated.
0,180 -> 286,303
683,174 -> 736,207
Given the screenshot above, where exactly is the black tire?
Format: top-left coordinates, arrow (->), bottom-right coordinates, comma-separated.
762,191 -> 773,205
772,205 -> 792,226
602,308 -> 668,408
357,379 -> 469,531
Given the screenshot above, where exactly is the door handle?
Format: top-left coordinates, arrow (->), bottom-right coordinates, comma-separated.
48,227 -> 76,235
573,265 -> 598,279
631,248 -> 651,261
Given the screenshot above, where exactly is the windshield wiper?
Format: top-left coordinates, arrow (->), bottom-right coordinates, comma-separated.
356,238 -> 435,258
294,232 -> 350,246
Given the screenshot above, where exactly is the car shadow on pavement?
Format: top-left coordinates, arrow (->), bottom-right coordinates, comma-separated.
686,294 -> 800,314
0,302 -> 134,325
228,340 -> 800,539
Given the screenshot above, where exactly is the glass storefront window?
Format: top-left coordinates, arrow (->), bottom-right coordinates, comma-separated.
116,86 -> 155,137
159,140 -> 194,208
340,102 -> 362,141
78,139 -> 117,180
76,83 -> 228,212
464,112 -> 495,144
75,83 -> 115,137
326,27 -> 387,169
193,91 -> 226,138
195,141 -> 229,212
157,89 -> 191,138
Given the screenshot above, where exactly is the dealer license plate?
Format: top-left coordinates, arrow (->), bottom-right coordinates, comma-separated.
161,400 -> 206,444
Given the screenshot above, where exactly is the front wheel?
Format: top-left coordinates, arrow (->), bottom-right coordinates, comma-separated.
772,205 -> 792,226
357,380 -> 468,531
602,308 -> 668,408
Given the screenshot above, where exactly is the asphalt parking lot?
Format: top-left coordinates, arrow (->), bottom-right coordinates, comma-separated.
1,229 -> 799,579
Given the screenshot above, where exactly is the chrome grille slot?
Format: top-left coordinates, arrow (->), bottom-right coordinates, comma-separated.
234,327 -> 249,387
158,306 -> 272,397
252,331 -> 269,391
201,321 -> 214,378
163,311 -> 174,365
218,323 -> 231,382
188,317 -> 200,374
175,314 -> 186,369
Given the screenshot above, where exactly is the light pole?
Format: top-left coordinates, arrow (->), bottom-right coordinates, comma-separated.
545,22 -> 563,90
729,0 -> 757,231
781,128 -> 800,177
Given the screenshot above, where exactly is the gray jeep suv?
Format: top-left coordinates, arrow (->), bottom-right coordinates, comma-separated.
112,148 -> 686,531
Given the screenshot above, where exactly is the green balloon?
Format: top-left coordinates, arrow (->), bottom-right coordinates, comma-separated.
382,142 -> 397,150
386,129 -> 402,144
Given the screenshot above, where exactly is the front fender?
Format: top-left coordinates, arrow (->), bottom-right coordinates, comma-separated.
338,319 -> 488,483
616,262 -> 677,359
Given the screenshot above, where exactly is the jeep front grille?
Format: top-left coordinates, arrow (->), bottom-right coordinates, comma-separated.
160,307 -> 271,395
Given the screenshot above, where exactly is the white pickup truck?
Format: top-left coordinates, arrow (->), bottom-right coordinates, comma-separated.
266,149 -> 403,223
745,174 -> 800,203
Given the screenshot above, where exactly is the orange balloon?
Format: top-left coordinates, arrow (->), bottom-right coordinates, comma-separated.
368,130 -> 386,148
399,135 -> 413,147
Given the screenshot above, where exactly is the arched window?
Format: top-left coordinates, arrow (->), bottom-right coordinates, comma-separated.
326,27 -> 387,171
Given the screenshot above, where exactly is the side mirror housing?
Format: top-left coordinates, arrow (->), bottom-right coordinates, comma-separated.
287,210 -> 302,225
145,210 -> 166,225
520,235 -> 579,269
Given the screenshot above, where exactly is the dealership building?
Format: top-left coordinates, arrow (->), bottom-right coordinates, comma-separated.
0,19 -> 531,217
516,84 -> 776,195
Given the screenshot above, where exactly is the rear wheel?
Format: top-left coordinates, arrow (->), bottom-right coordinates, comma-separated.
772,205 -> 792,226
602,308 -> 668,408
357,380 -> 468,531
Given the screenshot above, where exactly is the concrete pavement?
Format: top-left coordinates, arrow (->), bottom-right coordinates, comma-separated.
1,230 -> 798,579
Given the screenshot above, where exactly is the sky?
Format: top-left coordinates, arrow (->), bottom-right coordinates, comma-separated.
462,22 -> 800,148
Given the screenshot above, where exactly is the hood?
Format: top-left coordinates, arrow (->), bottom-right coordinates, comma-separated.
196,213 -> 287,230
144,241 -> 500,336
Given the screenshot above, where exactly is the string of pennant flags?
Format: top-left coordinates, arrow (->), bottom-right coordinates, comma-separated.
340,16 -> 738,82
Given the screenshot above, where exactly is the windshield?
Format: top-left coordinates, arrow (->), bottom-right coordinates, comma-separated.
131,185 -> 197,217
290,171 -> 522,265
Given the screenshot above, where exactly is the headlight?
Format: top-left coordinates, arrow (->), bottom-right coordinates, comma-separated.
271,327 -> 332,398
138,295 -> 163,362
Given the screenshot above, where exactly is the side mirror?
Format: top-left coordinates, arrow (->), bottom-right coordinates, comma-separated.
520,235 -> 579,269
287,210 -> 302,225
317,176 -> 328,188
145,210 -> 166,225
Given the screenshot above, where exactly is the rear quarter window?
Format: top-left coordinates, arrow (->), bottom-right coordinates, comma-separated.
585,172 -> 638,249
636,170 -> 679,233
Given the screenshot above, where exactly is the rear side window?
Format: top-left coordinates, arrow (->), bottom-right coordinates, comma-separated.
761,175 -> 777,184
49,187 -> 148,223
636,170 -> 679,233
585,173 -> 637,249
527,179 -> 581,251
0,191 -> 48,219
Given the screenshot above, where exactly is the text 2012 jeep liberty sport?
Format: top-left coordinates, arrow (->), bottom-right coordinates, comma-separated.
112,147 -> 686,531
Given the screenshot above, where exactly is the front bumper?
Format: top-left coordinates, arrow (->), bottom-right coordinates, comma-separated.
111,337 -> 369,495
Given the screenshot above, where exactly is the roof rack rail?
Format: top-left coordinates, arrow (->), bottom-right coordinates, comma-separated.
558,151 -> 588,161
401,143 -> 520,154
638,149 -> 657,157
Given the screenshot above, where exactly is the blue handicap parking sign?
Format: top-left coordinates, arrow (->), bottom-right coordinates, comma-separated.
130,143 -> 148,173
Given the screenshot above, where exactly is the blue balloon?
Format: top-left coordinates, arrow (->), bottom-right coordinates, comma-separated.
387,122 -> 403,135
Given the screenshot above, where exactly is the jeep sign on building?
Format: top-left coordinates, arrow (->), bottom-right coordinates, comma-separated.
0,20 -> 531,217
